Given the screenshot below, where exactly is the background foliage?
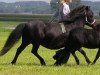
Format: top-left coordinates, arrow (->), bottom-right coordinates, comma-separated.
0,1 -> 99,15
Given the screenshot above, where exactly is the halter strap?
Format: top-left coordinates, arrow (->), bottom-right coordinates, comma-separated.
85,16 -> 96,25
59,23 -> 66,33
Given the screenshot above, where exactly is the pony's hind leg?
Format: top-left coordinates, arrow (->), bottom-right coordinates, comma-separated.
92,49 -> 100,64
11,43 -> 28,64
78,48 -> 91,64
31,44 -> 46,65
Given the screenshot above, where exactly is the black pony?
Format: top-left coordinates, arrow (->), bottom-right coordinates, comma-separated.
54,23 -> 100,65
0,5 -> 95,65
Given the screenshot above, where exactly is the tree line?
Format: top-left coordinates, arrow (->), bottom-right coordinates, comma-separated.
0,1 -> 51,14
0,0 -> 99,15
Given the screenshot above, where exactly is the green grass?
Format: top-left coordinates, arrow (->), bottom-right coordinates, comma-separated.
0,14 -> 52,22
0,21 -> 100,75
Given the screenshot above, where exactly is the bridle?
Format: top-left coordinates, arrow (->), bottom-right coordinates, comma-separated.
85,12 -> 96,25
85,16 -> 96,25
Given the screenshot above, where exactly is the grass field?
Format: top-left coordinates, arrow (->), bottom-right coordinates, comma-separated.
0,14 -> 52,22
0,21 -> 100,75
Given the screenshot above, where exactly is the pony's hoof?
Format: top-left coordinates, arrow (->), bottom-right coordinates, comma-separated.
54,64 -> 61,66
11,61 -> 16,65
87,60 -> 92,64
77,63 -> 80,65
91,62 -> 95,65
54,62 -> 62,66
76,60 -> 80,65
87,62 -> 92,65
41,62 -> 46,66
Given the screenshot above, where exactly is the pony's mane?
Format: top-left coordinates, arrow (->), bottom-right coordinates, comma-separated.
61,5 -> 91,23
69,5 -> 86,16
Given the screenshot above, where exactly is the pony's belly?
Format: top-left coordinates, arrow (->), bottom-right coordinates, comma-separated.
41,39 -> 66,49
84,44 -> 99,49
41,42 -> 64,49
41,33 -> 68,49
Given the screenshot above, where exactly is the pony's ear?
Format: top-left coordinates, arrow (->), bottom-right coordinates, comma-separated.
86,6 -> 90,11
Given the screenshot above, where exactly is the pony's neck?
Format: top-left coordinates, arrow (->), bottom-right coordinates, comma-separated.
68,18 -> 85,29
94,24 -> 100,32
75,18 -> 85,27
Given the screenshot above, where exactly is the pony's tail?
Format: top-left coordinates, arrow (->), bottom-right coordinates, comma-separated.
0,23 -> 26,56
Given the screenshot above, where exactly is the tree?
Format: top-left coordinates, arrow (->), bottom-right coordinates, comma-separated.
70,0 -> 81,10
50,0 -> 59,12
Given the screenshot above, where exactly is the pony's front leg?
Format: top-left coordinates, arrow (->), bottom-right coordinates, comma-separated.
72,52 -> 80,65
78,48 -> 91,64
92,49 -> 100,64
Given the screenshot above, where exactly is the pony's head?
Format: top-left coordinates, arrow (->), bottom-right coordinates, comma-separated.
83,6 -> 95,25
67,5 -> 95,26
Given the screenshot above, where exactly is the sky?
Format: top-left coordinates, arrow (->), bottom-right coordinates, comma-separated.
0,0 -> 50,3
0,0 -> 99,3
